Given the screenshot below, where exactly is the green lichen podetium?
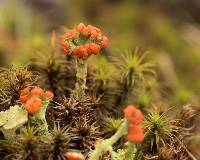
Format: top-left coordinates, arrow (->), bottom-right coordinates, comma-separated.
122,142 -> 137,160
89,118 -> 138,160
31,99 -> 51,135
71,58 -> 87,101
88,119 -> 129,160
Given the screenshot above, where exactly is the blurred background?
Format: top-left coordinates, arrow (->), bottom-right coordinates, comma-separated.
0,0 -> 200,106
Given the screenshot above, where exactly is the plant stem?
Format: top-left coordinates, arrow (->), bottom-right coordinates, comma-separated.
122,142 -> 136,160
118,68 -> 134,108
72,59 -> 87,101
88,119 -> 128,160
34,100 -> 50,135
109,119 -> 128,144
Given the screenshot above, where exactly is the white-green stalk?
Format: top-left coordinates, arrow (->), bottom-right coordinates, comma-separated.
122,142 -> 137,160
88,119 -> 128,160
32,99 -> 50,135
71,58 -> 87,101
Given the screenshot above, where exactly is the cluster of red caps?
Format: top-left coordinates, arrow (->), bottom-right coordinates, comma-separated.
64,152 -> 85,160
60,23 -> 109,59
123,105 -> 144,143
19,87 -> 54,114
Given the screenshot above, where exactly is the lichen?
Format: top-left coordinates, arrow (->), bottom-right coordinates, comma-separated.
0,105 -> 28,140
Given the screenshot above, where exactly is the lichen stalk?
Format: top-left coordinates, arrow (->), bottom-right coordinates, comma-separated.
122,142 -> 137,160
33,99 -> 50,135
88,119 -> 128,160
72,58 -> 87,101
